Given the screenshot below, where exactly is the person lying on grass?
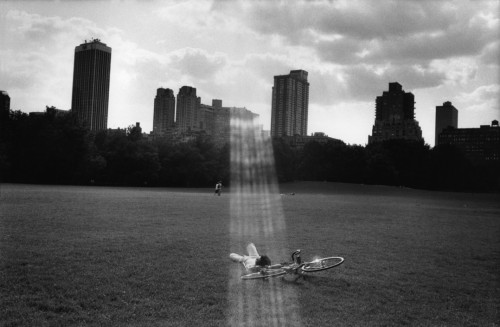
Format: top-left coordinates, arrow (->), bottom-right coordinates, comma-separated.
229,243 -> 272,272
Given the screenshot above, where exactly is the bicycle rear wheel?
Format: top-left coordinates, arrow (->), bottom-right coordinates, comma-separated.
241,269 -> 286,280
301,257 -> 344,272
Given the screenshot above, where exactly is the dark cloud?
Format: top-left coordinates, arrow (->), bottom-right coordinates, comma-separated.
211,0 -> 496,97
315,21 -> 494,66
242,54 -> 297,82
307,64 -> 447,104
307,71 -> 346,105
300,1 -> 453,41
315,37 -> 368,65
220,1 -> 454,40
168,48 -> 227,81
479,40 -> 500,66
344,65 -> 446,100
215,0 -> 497,67
364,23 -> 495,64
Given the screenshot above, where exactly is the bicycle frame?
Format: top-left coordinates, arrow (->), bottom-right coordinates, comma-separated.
240,250 -> 344,280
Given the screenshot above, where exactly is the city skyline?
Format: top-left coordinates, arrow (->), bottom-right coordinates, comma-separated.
1,0 -> 498,146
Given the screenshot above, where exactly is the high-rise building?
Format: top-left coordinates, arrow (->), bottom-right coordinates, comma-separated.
0,90 -> 10,118
212,99 -> 222,108
176,86 -> 201,132
199,104 -> 215,134
271,70 -> 309,137
216,104 -> 259,148
369,82 -> 423,144
0,90 -> 10,123
437,120 -> 500,163
153,88 -> 176,135
71,39 -> 112,131
435,101 -> 458,146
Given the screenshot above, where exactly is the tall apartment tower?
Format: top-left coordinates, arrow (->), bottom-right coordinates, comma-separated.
368,82 -> 423,144
271,70 -> 309,137
435,101 -> 458,146
71,39 -> 112,131
199,104 -> 215,134
176,86 -> 201,132
153,88 -> 176,134
0,90 -> 10,122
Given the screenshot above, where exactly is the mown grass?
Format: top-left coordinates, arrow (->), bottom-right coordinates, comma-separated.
1,182 -> 499,326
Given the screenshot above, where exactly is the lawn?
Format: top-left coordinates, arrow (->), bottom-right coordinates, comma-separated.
1,182 -> 499,326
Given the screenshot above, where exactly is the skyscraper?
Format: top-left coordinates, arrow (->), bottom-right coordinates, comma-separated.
199,104 -> 215,134
271,70 -> 309,137
71,39 -> 112,131
0,90 -> 10,122
0,90 -> 10,113
435,101 -> 458,146
153,88 -> 176,135
176,86 -> 201,132
369,82 -> 423,144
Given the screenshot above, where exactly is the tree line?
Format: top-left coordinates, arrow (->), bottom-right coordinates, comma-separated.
274,137 -> 499,192
1,109 -> 498,192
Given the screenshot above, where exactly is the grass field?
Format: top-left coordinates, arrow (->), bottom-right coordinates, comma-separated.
1,182 -> 499,326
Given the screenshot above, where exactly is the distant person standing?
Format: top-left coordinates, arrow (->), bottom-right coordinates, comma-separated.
214,181 -> 223,196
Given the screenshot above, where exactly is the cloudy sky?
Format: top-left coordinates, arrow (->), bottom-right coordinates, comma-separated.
1,0 -> 498,146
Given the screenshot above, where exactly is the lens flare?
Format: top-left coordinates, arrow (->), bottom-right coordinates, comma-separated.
227,110 -> 301,326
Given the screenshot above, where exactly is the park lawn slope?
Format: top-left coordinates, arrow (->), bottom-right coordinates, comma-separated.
1,183 -> 499,326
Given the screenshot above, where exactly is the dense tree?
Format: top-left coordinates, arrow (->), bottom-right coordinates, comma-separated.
272,138 -> 296,182
297,141 -> 367,184
297,141 -> 327,181
155,137 -> 225,187
97,130 -> 160,186
0,110 -> 28,181
2,109 -> 92,184
365,140 -> 431,188
428,144 -> 475,191
1,110 -> 498,192
215,143 -> 230,186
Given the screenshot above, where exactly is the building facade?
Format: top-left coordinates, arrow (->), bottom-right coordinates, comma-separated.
369,82 -> 423,144
199,104 -> 215,135
176,86 -> 201,132
71,39 -> 112,131
282,132 -> 344,150
0,90 -> 10,120
271,70 -> 309,137
435,101 -> 458,146
153,88 -> 176,135
215,105 -> 259,147
437,120 -> 500,163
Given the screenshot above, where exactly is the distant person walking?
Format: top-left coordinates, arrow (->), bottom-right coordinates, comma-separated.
214,181 -> 223,196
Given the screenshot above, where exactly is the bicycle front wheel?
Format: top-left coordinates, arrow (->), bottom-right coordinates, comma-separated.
301,257 -> 344,272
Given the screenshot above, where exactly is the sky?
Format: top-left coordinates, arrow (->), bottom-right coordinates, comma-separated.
0,0 -> 498,146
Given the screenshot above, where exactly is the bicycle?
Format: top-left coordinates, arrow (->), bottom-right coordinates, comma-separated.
240,249 -> 344,280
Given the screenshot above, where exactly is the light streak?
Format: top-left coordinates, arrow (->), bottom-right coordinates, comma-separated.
227,110 -> 302,326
